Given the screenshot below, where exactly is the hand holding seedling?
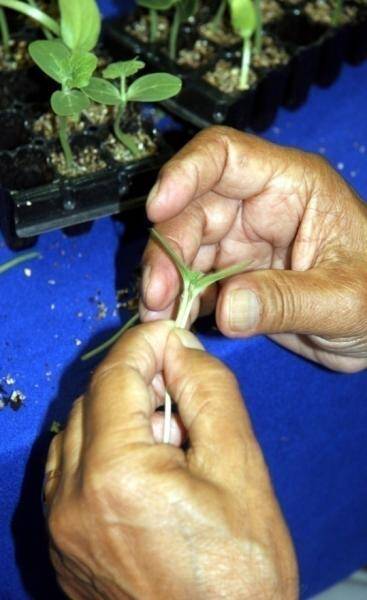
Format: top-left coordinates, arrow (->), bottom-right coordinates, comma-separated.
44,321 -> 298,600
142,126 -> 367,374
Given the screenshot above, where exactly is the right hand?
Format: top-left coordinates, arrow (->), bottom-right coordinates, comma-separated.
141,126 -> 367,373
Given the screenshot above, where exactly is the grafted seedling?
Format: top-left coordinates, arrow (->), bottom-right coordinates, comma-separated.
83,58 -> 182,158
150,229 -> 252,443
229,0 -> 256,90
82,228 -> 252,445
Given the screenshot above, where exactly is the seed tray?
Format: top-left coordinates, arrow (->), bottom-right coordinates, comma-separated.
104,3 -> 367,129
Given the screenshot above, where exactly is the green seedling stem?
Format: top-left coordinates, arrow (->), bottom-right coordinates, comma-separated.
26,0 -> 53,39
149,8 -> 158,42
58,115 -> 74,170
240,34 -> 251,90
254,0 -> 262,54
212,0 -> 227,29
81,313 -> 139,361
0,0 -> 59,35
0,7 -> 9,50
331,0 -> 342,26
0,251 -> 40,274
113,74 -> 140,157
169,4 -> 181,60
150,229 -> 252,443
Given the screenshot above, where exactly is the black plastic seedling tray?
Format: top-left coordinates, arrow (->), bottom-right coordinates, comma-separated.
0,142 -> 172,247
104,3 -> 367,130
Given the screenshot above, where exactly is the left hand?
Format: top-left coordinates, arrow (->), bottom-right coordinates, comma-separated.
44,321 -> 297,600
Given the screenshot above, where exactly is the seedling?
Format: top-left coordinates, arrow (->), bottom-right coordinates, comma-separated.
229,0 -> 256,90
136,0 -> 198,60
0,251 -> 40,274
150,229 -> 252,443
29,39 -> 98,169
27,0 -> 102,170
0,7 -> 10,52
83,58 -> 182,158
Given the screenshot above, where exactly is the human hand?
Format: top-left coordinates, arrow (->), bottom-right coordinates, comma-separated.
141,127 -> 367,373
44,321 -> 297,600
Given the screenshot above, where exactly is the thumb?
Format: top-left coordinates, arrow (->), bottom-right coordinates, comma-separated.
217,265 -> 365,338
164,329 -> 258,483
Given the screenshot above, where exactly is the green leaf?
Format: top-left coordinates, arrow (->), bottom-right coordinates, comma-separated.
69,51 -> 98,88
178,0 -> 198,21
59,0 -> 101,51
103,59 -> 145,80
137,0 -> 177,9
83,77 -> 121,105
229,0 -> 257,38
51,89 -> 90,117
127,73 -> 182,102
29,39 -> 71,84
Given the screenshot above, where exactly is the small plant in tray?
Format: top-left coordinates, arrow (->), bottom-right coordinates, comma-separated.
84,57 -> 182,159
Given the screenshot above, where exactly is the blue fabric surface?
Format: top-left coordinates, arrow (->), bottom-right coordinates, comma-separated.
1,2 -> 367,598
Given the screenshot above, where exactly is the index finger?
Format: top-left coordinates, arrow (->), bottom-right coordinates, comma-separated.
146,126 -> 281,223
84,321 -> 174,456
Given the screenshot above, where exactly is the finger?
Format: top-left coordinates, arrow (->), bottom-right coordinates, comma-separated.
164,329 -> 257,483
84,321 -> 175,456
146,126 -> 282,222
60,396 -> 84,478
216,261 -> 367,338
44,432 -> 64,506
151,412 -> 186,446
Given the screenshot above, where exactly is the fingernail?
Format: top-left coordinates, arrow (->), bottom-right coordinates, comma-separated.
142,265 -> 152,298
171,328 -> 204,350
146,180 -> 161,207
228,289 -> 260,332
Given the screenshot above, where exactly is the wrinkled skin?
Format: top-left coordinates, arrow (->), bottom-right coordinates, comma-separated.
45,322 -> 298,600
141,127 -> 367,373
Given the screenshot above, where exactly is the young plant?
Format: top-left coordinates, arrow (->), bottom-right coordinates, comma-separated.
29,39 -> 98,169
137,0 -> 173,43
229,0 -> 256,90
150,229 -> 252,443
28,0 -> 101,169
83,58 -> 182,158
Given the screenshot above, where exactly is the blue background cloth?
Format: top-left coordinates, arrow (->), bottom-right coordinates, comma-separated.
1,1 -> 367,598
